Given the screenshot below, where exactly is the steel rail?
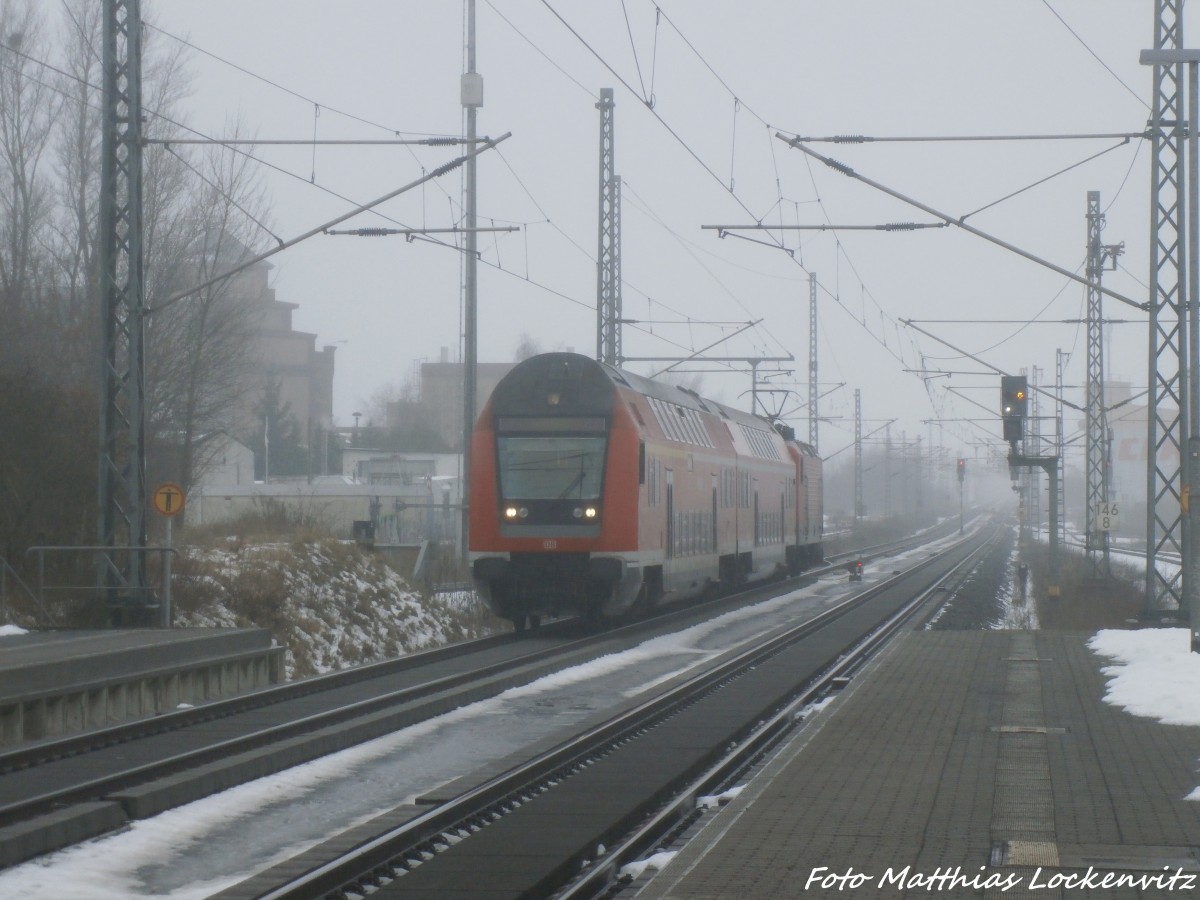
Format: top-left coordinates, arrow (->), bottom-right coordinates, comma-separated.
252,526 -> 995,899
558,529 -> 1001,898
0,544 -> 853,831
0,627 -> 537,776
0,526 -> 947,863
3,516 -> 932,782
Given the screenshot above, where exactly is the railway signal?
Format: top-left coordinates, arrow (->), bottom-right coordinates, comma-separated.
1000,375 -> 1028,443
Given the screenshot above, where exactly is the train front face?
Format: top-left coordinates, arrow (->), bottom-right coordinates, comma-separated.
469,353 -> 643,626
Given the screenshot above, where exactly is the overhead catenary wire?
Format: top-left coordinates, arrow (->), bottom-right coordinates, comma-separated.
144,20 -> 457,139
149,133 -> 514,315
777,134 -> 1146,313
537,2 -> 923,392
72,4 -> 1149,441
148,3 -> 928,414
12,3 -> 802,375
160,144 -> 285,247
5,23 -> 615,344
628,2 -> 1148,433
783,131 -> 1147,143
1040,0 -> 1149,110
151,0 -> 751,364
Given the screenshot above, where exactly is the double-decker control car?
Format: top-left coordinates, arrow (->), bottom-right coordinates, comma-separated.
469,352 -> 822,629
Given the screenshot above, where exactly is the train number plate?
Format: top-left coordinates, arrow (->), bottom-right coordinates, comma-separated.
543,539 -> 558,549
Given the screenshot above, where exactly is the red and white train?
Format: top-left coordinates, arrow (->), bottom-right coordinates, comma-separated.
469,352 -> 823,629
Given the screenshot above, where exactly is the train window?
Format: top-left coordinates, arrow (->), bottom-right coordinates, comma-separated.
497,416 -> 606,433
647,397 -> 714,448
639,442 -> 646,485
497,435 -> 607,500
740,424 -> 781,460
681,409 -> 699,445
684,408 -> 715,447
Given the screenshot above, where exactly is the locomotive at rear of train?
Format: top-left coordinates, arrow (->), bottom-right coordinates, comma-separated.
469,352 -> 823,629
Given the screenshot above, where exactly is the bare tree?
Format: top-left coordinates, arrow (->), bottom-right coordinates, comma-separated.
145,136 -> 272,493
0,1 -> 278,566
47,0 -> 99,315
0,1 -> 57,367
55,3 -> 273,497
514,333 -> 541,361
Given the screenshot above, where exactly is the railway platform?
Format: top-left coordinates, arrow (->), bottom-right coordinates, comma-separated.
632,628 -> 1200,899
0,628 -> 285,746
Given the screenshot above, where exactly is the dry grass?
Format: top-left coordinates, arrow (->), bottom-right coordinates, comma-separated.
1024,539 -> 1144,630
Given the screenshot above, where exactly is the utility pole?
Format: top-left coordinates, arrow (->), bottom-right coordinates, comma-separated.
915,435 -> 924,524
1003,374 -> 1061,596
596,88 -> 622,367
98,0 -> 147,600
854,388 -> 863,530
1056,349 -> 1067,549
884,424 -> 892,519
460,0 -> 482,561
957,456 -> 965,535
1085,191 -> 1120,577
1029,367 -> 1043,536
1141,1 -> 1188,619
809,272 -> 819,450
750,360 -> 761,417
927,420 -> 936,519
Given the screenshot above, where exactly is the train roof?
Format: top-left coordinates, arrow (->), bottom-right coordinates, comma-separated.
493,353 -> 818,457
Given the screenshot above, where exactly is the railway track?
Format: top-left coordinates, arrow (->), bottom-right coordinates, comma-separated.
0,520 -> 971,874
211,522 -> 1002,899
0,525 -> 940,870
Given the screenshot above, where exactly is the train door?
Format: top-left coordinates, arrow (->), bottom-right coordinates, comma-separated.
711,475 -> 718,555
665,469 -> 675,559
794,471 -> 802,545
753,490 -> 760,546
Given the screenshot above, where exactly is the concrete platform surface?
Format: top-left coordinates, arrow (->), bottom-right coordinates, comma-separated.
0,628 -> 284,744
634,630 -> 1200,900
0,628 -> 276,701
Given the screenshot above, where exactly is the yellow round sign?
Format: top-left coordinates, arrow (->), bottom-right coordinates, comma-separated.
152,483 -> 186,517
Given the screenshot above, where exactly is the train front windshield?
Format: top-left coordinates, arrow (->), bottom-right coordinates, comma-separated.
497,435 -> 607,500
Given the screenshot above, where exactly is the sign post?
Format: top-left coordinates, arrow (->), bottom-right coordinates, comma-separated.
151,483 -> 186,627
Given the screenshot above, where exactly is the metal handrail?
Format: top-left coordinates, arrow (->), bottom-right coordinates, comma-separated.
25,545 -> 179,628
0,557 -> 56,628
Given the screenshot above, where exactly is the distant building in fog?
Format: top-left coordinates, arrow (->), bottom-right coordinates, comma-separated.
231,253 -> 336,454
387,347 -> 513,450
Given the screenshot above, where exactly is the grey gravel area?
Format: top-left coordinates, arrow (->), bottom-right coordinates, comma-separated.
926,526 -> 1017,631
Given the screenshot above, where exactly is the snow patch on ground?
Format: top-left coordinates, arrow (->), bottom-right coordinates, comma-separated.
1088,628 -> 1200,727
173,540 -> 492,678
620,850 -> 678,881
1089,627 -> 1200,802
994,539 -> 1036,630
697,785 -> 745,809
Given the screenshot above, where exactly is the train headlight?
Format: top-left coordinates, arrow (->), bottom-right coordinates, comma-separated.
572,507 -> 583,519
519,507 -> 529,518
584,506 -> 598,519
504,506 -> 519,519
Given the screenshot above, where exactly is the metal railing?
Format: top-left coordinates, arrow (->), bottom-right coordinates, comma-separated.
25,546 -> 178,628
0,557 -> 56,627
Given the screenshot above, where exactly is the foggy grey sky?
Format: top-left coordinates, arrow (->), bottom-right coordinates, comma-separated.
149,1 -> 1160,462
